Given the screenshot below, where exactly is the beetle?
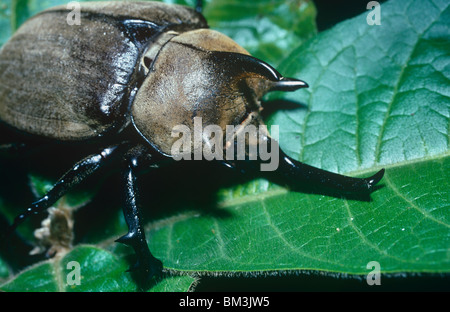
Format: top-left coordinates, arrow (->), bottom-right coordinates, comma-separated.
0,1 -> 384,280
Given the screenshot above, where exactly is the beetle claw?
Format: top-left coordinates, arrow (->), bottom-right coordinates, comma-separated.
116,233 -> 163,275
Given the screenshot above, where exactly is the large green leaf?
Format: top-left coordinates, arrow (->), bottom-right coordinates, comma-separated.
0,245 -> 196,291
270,0 -> 449,171
1,0 -> 449,292
143,0 -> 449,276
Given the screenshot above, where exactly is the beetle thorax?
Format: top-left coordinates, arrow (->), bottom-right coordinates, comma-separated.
131,29 -> 272,157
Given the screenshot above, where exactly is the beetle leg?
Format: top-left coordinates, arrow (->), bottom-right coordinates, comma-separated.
115,154 -> 163,279
7,145 -> 120,235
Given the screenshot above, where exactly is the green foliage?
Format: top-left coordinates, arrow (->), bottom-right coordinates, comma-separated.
0,0 -> 448,291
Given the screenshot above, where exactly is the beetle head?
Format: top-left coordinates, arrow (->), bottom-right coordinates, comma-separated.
131,29 -> 307,158
131,29 -> 384,193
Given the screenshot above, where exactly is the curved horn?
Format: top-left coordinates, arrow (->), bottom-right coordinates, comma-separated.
211,51 -> 384,192
224,134 -> 384,193
208,51 -> 308,90
253,138 -> 384,193
274,141 -> 385,192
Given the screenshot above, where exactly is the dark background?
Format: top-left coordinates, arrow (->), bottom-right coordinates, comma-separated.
315,0 -> 387,31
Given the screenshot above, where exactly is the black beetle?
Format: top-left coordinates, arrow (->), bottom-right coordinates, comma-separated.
0,1 -> 384,279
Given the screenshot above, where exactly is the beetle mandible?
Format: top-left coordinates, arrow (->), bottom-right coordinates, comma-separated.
0,1 -> 384,279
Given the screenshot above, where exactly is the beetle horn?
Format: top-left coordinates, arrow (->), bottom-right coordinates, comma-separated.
209,51 -> 308,91
266,139 -> 385,193
278,150 -> 385,193
210,51 -> 384,192
270,77 -> 309,92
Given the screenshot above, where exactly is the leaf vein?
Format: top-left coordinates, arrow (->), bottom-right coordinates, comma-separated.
383,173 -> 449,228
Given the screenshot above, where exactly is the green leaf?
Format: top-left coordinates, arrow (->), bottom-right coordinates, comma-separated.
0,245 -> 196,291
0,0 -> 13,47
1,262 -> 59,292
144,0 -> 449,275
147,158 -> 448,275
0,255 -> 11,281
1,0 -> 449,292
203,0 -> 317,67
270,0 -> 450,172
